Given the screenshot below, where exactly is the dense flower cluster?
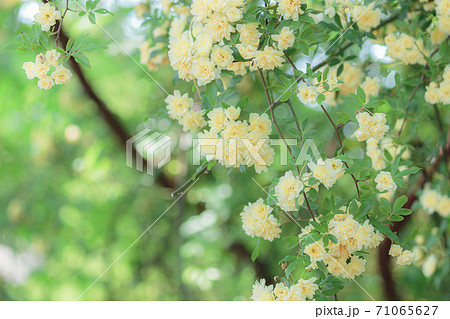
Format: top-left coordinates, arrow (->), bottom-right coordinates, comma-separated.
130,0 -> 444,301
389,244 -> 416,265
300,213 -> 383,279
385,33 -> 429,65
241,198 -> 282,241
160,0 -> 303,85
352,112 -> 389,142
419,185 -> 450,218
308,158 -> 345,189
197,108 -> 274,173
425,65 -> 450,105
34,3 -> 61,32
251,277 -> 319,301
436,0 -> 450,37
164,90 -> 206,132
22,50 -> 72,90
274,170 -> 304,211
351,5 -> 381,32
275,0 -> 305,21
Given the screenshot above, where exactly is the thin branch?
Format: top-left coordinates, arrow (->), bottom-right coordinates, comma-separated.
170,162 -> 209,198
53,23 -> 174,188
311,13 -> 401,73
286,100 -> 301,137
319,104 -> 361,199
398,47 -> 440,136
378,136 -> 450,300
258,69 -> 316,221
56,0 -> 70,48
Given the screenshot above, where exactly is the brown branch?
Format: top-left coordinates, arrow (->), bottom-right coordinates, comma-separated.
286,100 -> 301,137
53,22 -> 173,187
378,134 -> 450,300
258,69 -> 316,221
319,104 -> 361,199
398,47 -> 440,136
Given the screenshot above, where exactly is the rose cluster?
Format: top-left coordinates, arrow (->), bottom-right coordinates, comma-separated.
22,50 -> 72,90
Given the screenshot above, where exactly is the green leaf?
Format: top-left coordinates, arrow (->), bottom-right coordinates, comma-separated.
95,8 -> 113,15
251,239 -> 260,262
379,197 -> 391,217
280,255 -> 297,263
322,275 -> 345,296
283,236 -> 300,249
393,195 -> 408,212
88,12 -> 97,24
73,52 -> 91,69
403,227 -> 419,245
204,82 -> 217,107
370,219 -> 400,242
328,234 -> 338,244
207,160 -> 216,171
336,63 -> 343,77
66,37 -> 74,52
396,208 -> 412,216
316,93 -> 325,105
398,166 -> 421,176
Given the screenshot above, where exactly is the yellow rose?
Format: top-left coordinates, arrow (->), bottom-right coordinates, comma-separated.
375,171 -> 397,192
389,244 -> 403,257
396,250 -> 416,265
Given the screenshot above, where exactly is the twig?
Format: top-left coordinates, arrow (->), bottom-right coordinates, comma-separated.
258,69 -> 316,221
50,22 -> 174,188
311,13 -> 401,73
378,136 -> 450,300
286,100 -> 301,137
398,47 -> 440,136
170,162 -> 209,198
319,104 -> 361,199
53,0 -> 69,48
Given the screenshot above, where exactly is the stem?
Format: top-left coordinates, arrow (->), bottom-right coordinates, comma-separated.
302,192 -> 315,221
398,47 -> 440,136
258,69 -> 316,221
55,0 -> 69,48
286,100 -> 301,138
311,14 -> 400,72
284,51 -> 297,71
378,137 -> 449,300
258,69 -> 294,156
319,104 -> 361,199
170,162 -> 209,198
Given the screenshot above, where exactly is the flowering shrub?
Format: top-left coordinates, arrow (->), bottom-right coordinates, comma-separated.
16,0 -> 449,301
